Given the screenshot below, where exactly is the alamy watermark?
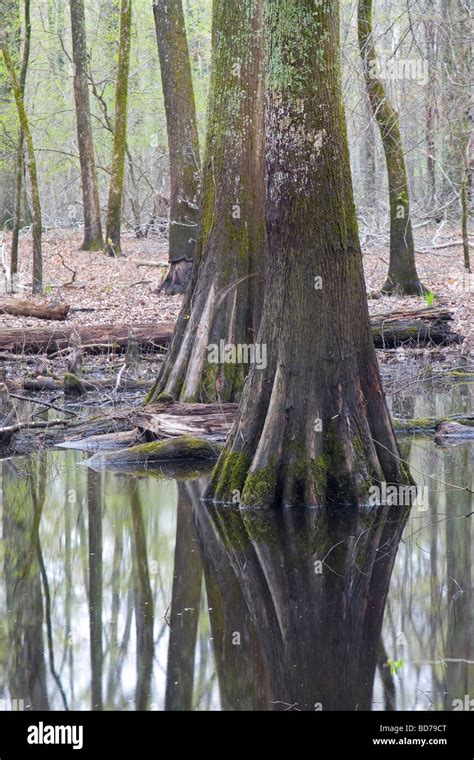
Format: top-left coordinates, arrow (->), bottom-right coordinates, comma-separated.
452,695 -> 474,711
369,55 -> 429,86
0,698 -> 25,711
368,482 -> 429,510
207,340 -> 267,370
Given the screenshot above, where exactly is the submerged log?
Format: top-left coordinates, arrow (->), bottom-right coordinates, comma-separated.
393,414 -> 474,434
0,298 -> 70,320
57,429 -> 142,452
86,435 -> 221,470
435,420 -> 474,443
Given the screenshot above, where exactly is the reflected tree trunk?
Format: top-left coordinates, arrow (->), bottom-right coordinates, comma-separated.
88,469 -> 103,710
2,460 -> 49,710
129,482 -> 154,711
445,446 -> 472,704
165,480 -> 204,711
195,494 -> 270,710
195,502 -> 409,710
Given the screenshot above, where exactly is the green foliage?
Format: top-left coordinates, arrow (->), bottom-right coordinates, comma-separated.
387,658 -> 404,677
423,291 -> 436,308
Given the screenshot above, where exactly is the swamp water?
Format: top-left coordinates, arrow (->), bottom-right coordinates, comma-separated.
0,382 -> 472,711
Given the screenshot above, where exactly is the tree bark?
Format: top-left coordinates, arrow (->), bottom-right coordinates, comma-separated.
208,0 -> 410,508
148,0 -> 266,404
424,1 -> 437,208
0,1 -> 18,229
1,15 -> 42,294
104,0 -> 132,257
10,0 -> 30,281
153,0 -> 201,295
358,0 -> 425,295
70,0 -> 104,251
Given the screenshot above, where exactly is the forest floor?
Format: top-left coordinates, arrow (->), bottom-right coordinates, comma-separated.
1,225 -> 473,360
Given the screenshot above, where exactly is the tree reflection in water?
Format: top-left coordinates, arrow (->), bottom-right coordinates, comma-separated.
194,499 -> 410,711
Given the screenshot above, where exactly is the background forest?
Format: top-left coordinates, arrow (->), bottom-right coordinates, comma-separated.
0,0 -> 471,249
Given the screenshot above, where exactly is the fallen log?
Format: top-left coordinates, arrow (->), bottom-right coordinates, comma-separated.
0,308 -> 462,355
0,322 -> 174,355
86,435 -> 221,470
131,401 -> 238,442
393,414 -> 474,434
0,410 -> 133,452
435,420 -> 474,443
371,307 -> 462,348
8,376 -> 152,393
0,417 -> 69,443
0,298 -> 70,321
57,429 -> 142,452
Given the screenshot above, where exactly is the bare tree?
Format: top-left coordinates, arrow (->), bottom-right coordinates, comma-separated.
70,0 -> 104,251
105,0 -> 132,256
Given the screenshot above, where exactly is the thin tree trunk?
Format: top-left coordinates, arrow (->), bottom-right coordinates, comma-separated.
104,0 -> 132,257
70,0 -> 104,251
0,1 -> 18,229
10,0 -> 31,281
1,17 -> 42,294
153,0 -> 201,295
208,0 -> 410,508
462,156 -> 471,272
358,0 -> 425,295
424,2 -> 437,208
148,0 -> 265,404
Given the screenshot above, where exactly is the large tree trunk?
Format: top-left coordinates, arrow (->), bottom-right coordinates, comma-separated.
148,0 -> 265,404
1,15 -> 42,294
70,0 -> 104,251
153,0 -> 201,295
208,0 -> 410,509
104,0 -> 132,257
358,0 -> 425,295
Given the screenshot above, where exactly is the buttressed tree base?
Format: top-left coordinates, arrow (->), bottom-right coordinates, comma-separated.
208,0 -> 411,508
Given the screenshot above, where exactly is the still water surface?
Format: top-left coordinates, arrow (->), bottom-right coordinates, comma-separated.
0,385 -> 472,711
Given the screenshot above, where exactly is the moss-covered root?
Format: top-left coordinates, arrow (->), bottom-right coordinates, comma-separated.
86,435 -> 221,470
64,372 -> 86,396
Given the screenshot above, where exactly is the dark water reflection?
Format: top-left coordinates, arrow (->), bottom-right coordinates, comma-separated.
0,388 -> 473,711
